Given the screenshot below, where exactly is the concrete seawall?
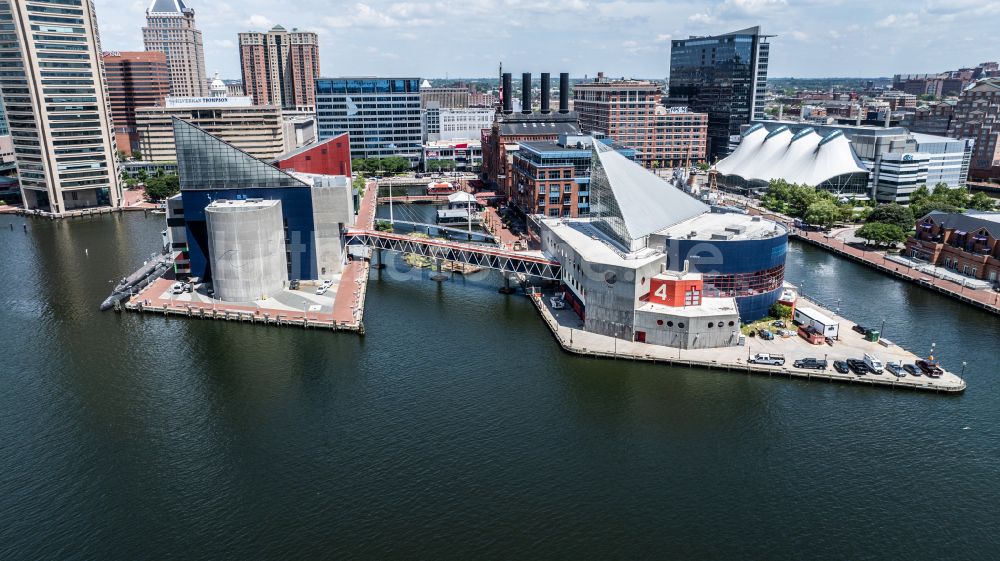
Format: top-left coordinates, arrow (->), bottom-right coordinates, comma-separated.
529,291 -> 966,394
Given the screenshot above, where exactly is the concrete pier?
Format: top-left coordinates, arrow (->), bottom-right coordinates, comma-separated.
529,291 -> 966,393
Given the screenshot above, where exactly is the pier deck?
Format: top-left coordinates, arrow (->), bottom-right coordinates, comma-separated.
530,292 -> 966,393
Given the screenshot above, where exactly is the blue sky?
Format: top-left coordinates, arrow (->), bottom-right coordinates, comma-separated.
94,0 -> 999,80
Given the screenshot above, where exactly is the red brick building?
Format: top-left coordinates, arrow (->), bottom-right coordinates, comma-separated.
239,25 -> 319,111
102,51 -> 170,155
481,113 -> 581,200
273,133 -> 351,176
905,210 -> 1000,285
948,77 -> 1000,181
573,74 -> 708,168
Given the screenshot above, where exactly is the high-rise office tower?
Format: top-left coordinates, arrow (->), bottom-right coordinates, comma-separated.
668,26 -> 771,161
143,0 -> 208,97
315,77 -> 422,165
103,51 -> 171,155
0,0 -> 122,214
239,25 -> 319,111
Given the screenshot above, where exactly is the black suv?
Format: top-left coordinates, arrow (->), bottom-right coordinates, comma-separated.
846,359 -> 870,375
793,358 -> 828,370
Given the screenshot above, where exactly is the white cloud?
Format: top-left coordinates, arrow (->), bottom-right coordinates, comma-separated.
245,14 -> 273,29
89,0 -> 997,80
723,0 -> 788,14
876,12 -> 919,28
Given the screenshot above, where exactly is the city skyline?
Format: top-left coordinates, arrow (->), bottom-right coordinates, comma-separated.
93,0 -> 997,80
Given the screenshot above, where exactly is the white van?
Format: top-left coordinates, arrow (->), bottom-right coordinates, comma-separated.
749,353 -> 785,366
863,353 -> 884,374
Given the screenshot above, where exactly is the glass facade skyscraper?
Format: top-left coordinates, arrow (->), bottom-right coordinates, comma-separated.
668,26 -> 771,161
315,78 -> 422,165
0,0 -> 122,214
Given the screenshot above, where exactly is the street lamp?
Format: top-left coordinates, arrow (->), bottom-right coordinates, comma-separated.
880,317 -> 886,339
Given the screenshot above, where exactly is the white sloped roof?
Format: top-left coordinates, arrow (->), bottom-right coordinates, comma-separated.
447,191 -> 476,204
715,125 -> 869,186
594,142 -> 709,240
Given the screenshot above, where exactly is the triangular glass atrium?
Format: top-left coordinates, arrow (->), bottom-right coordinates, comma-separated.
174,118 -> 308,191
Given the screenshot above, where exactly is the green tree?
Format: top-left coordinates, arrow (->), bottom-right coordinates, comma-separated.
132,149 -> 142,161
770,303 -> 793,319
352,174 -> 367,196
136,169 -> 148,184
381,156 -> 410,174
144,174 -> 180,201
867,203 -> 914,231
968,192 -> 997,211
352,158 -> 369,173
856,222 -> 907,247
803,200 -> 840,228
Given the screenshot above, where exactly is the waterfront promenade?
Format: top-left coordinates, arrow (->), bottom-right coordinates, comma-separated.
742,204 -> 1000,316
530,291 -> 966,393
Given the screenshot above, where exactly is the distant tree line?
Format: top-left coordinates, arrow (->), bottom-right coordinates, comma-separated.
352,157 -> 411,175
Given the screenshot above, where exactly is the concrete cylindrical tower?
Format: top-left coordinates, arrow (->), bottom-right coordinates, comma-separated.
206,199 -> 288,302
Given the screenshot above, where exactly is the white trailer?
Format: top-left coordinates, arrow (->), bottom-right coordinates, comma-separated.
793,307 -> 840,339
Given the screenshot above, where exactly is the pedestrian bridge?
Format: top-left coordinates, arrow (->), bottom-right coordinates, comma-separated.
345,229 -> 561,280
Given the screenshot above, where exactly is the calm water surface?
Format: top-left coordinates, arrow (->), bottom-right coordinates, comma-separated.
0,213 -> 997,560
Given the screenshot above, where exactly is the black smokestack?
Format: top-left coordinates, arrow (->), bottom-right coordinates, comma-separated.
559,72 -> 569,113
540,73 -> 551,113
521,72 -> 531,114
502,73 -> 512,114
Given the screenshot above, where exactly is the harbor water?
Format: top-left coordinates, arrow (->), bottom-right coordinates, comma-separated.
1,212 -> 998,559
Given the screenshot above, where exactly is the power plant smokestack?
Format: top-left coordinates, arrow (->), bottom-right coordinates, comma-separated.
559,72 -> 569,114
540,73 -> 551,113
521,72 -> 531,114
502,73 -> 512,114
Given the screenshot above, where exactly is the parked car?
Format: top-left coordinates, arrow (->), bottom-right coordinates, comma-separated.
289,279 -> 300,290
793,358 -> 828,370
316,286 -> 328,296
550,297 -> 566,310
183,283 -> 192,293
749,353 -> 785,366
846,359 -> 870,375
852,324 -> 868,335
833,360 -> 850,374
772,320 -> 786,328
759,330 -> 775,340
916,359 -> 944,377
903,363 -> 920,376
886,362 -> 905,377
320,279 -> 334,288
171,282 -> 185,295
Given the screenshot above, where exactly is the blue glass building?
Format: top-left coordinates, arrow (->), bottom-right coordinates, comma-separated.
668,26 -> 771,161
315,77 -> 422,165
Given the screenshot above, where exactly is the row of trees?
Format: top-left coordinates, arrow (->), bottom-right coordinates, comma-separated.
760,180 -> 858,227
351,157 -> 411,175
425,160 -> 457,172
909,184 -> 996,218
854,185 -> 997,247
761,180 -> 998,232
